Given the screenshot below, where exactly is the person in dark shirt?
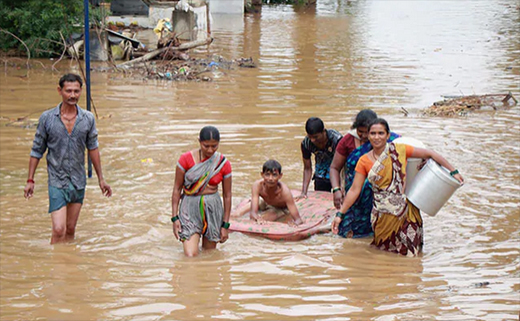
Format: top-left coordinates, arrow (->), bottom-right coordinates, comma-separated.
24,73 -> 112,244
298,117 -> 342,199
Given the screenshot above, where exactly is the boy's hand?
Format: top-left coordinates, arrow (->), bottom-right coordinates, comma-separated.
256,217 -> 267,225
250,214 -> 266,225
289,217 -> 303,227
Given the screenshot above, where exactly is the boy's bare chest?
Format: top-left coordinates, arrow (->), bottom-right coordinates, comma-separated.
259,187 -> 284,207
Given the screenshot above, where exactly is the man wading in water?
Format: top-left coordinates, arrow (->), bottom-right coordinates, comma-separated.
24,73 -> 112,244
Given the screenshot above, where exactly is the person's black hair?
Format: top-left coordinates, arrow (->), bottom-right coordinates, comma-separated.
262,159 -> 282,174
368,118 -> 390,134
351,109 -> 377,129
305,117 -> 325,135
59,73 -> 83,88
199,126 -> 220,141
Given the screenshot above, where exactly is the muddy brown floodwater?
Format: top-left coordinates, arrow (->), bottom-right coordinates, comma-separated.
1,1 -> 519,320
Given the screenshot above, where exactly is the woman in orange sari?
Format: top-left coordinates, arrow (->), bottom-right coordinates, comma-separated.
332,119 -> 464,256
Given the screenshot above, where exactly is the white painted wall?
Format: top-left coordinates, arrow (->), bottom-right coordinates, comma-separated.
209,0 -> 244,14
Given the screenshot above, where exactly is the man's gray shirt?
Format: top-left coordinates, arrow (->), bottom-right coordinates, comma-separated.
30,104 -> 98,189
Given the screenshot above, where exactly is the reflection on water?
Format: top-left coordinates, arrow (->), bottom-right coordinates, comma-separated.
1,0 -> 519,320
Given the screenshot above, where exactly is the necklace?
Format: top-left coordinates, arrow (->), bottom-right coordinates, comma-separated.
61,113 -> 77,122
199,149 -> 202,161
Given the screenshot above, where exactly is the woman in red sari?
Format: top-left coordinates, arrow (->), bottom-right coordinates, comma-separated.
171,126 -> 232,257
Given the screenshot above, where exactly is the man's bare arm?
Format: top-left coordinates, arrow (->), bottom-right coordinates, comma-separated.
88,148 -> 112,197
298,157 -> 312,199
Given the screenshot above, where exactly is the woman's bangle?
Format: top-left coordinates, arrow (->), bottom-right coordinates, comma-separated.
27,179 -> 35,184
335,211 -> 345,219
450,169 -> 459,176
171,216 -> 180,223
221,221 -> 230,229
332,187 -> 341,193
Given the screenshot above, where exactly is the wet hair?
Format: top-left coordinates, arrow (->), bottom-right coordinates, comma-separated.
199,126 -> 220,142
262,159 -> 282,174
351,109 -> 377,129
59,73 -> 83,88
368,118 -> 390,134
305,117 -> 325,135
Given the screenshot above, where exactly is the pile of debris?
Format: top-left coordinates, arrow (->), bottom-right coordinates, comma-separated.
89,28 -> 257,81
107,19 -> 257,81
423,93 -> 517,116
129,55 -> 256,82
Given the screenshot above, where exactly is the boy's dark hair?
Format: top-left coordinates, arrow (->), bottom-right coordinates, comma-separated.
199,126 -> 220,141
368,118 -> 390,134
59,73 -> 83,88
305,117 -> 324,135
262,159 -> 282,174
352,109 -> 377,129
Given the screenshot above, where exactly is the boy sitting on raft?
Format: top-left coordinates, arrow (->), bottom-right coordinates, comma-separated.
234,160 -> 303,226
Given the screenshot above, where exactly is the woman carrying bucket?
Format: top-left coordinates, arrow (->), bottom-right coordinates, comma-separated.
329,109 -> 400,238
331,118 -> 464,256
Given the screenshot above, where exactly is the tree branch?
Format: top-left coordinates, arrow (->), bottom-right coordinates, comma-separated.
0,28 -> 31,69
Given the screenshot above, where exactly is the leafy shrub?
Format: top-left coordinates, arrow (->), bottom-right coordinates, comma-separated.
0,0 -> 87,57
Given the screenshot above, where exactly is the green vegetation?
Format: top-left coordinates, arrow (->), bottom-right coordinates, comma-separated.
0,0 -> 110,58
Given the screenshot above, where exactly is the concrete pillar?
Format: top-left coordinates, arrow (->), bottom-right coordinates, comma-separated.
171,2 -> 209,41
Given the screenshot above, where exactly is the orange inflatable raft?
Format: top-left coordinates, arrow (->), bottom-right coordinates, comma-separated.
229,190 -> 335,241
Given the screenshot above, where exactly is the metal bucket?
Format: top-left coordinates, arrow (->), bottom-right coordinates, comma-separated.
406,159 -> 462,216
392,137 -> 425,194
405,158 -> 423,194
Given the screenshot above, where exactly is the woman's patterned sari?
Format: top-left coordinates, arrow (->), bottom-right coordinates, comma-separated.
178,152 -> 228,242
367,143 -> 423,256
182,152 -> 228,196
